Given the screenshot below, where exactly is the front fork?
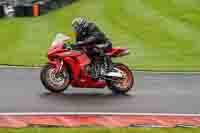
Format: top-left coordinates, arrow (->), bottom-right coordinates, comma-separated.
58,59 -> 64,72
48,59 -> 64,74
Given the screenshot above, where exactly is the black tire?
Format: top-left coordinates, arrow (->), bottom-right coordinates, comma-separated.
40,64 -> 71,93
107,63 -> 135,94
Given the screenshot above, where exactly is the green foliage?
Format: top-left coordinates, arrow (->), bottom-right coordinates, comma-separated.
0,0 -> 200,71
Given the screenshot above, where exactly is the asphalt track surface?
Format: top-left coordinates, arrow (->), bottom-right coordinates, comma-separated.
0,68 -> 200,114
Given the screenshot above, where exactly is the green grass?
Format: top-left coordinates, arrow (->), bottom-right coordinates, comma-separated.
0,128 -> 199,133
0,0 -> 200,71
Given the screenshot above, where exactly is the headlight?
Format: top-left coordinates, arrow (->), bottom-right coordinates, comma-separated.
51,41 -> 59,47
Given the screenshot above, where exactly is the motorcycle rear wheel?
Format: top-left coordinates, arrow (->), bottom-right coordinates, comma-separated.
40,64 -> 71,93
107,63 -> 135,94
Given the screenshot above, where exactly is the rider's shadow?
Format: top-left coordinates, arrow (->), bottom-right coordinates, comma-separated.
38,91 -> 135,113
41,91 -> 132,97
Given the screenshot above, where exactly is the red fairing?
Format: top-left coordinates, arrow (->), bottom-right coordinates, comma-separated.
47,43 -> 107,88
71,80 -> 106,88
48,49 -> 68,58
63,51 -> 87,81
64,56 -> 80,81
70,52 -> 107,88
76,53 -> 90,66
48,43 -> 67,57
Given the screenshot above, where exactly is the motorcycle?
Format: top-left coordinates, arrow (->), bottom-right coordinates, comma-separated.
40,33 -> 135,94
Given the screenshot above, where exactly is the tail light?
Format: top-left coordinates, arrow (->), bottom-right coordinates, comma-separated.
119,49 -> 129,56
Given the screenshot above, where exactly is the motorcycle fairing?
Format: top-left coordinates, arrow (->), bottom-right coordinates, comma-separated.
48,47 -> 106,88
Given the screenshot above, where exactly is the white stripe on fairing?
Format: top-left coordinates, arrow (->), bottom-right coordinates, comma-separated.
0,112 -> 199,116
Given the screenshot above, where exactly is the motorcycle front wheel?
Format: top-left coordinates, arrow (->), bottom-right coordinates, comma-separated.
40,64 -> 71,93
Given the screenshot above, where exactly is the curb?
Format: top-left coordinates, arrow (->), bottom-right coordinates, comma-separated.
0,115 -> 199,128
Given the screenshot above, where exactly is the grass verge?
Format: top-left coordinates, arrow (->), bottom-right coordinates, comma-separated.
0,0 -> 200,71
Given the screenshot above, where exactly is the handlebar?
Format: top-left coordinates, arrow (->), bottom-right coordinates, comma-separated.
64,43 -> 102,54
63,43 -> 86,52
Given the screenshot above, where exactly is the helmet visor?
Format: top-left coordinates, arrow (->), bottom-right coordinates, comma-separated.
73,24 -> 83,34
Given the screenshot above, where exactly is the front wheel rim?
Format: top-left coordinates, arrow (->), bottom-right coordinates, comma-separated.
46,67 -> 69,90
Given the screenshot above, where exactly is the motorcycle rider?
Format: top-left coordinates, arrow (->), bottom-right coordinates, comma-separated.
71,17 -> 113,78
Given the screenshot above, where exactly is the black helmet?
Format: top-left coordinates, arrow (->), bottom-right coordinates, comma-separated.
72,17 -> 88,33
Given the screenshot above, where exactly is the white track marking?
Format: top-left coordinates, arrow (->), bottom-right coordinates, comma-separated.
135,70 -> 200,74
0,65 -> 41,69
0,112 -> 200,116
0,65 -> 200,74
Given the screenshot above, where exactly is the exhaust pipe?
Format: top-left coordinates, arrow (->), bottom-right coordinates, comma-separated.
104,68 -> 123,78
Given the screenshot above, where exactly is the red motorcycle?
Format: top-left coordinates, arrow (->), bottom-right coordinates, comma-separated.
40,33 -> 134,94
